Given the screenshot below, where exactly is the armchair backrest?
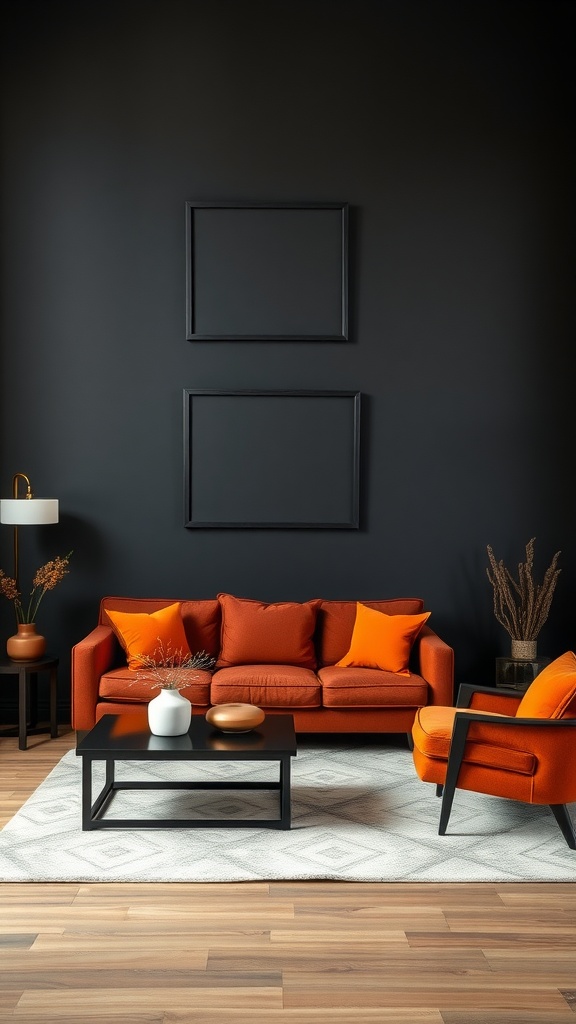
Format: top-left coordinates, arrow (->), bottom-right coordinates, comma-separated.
516,651 -> 576,720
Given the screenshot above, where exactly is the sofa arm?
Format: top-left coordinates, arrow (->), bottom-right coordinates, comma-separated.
71,624 -> 117,731
416,626 -> 454,706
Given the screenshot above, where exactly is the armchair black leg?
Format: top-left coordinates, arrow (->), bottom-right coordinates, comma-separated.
439,784 -> 456,835
550,805 -> 576,850
406,732 -> 414,751
436,784 -> 443,797
438,716 -> 470,835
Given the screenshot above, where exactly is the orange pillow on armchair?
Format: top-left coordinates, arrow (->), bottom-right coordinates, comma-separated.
516,651 -> 576,719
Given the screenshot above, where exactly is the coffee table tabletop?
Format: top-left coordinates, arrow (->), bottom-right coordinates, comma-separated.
77,710 -> 296,756
76,711 -> 297,830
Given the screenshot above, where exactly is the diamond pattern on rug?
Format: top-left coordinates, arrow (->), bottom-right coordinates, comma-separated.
65,833 -> 166,870
0,743 -> 575,882
21,792 -> 81,826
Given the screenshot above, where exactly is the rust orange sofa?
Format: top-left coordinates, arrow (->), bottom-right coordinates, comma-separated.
411,651 -> 576,848
71,594 -> 454,737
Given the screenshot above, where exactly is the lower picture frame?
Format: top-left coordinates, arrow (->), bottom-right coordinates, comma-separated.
183,389 -> 361,528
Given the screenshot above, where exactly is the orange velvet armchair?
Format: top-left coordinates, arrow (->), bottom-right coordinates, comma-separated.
411,652 -> 576,849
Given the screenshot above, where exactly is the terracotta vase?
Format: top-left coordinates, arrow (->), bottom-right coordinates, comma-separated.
511,639 -> 537,661
147,687 -> 192,736
6,623 -> 47,661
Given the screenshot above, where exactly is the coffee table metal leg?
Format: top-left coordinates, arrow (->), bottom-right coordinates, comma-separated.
82,757 -> 93,830
279,755 -> 291,829
82,758 -> 116,829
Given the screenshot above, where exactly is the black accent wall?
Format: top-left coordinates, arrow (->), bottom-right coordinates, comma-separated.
1,0 -> 575,719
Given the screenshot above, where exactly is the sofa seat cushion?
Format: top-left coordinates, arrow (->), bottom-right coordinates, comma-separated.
318,665 -> 429,708
210,665 -> 321,708
317,598 -> 425,668
99,667 -> 212,705
412,706 -> 536,775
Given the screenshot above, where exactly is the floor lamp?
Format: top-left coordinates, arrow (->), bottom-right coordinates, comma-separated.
0,473 -> 59,589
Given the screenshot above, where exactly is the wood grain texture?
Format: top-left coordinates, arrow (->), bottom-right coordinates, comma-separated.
0,729 -> 575,1022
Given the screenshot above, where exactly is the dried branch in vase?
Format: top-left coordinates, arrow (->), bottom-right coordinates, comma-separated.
0,551 -> 72,624
133,639 -> 216,690
486,537 -> 561,641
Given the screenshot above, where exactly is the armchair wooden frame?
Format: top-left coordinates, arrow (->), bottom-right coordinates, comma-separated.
436,683 -> 576,850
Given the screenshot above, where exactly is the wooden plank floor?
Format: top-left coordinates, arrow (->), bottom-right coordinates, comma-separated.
0,728 -> 575,1022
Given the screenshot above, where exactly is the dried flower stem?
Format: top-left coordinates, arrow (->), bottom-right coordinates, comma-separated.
0,551 -> 72,624
486,538 -> 561,641
134,638 -> 216,690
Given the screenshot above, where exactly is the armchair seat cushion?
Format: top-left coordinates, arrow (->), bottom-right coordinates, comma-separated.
413,706 -> 536,775
99,667 -> 212,705
318,666 -> 428,707
210,664 -> 321,708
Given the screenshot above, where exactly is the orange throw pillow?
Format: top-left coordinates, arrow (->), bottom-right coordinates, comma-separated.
217,593 -> 320,669
105,602 -> 191,670
336,602 -> 431,675
516,651 -> 576,720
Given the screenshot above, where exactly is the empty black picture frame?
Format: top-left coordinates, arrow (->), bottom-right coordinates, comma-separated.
183,390 -> 361,528
185,202 -> 349,340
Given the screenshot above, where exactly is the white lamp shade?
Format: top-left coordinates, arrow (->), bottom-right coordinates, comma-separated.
0,498 -> 59,525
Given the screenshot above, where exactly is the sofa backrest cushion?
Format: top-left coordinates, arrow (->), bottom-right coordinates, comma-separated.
317,598 -> 425,667
100,597 -> 221,659
516,651 -> 576,720
336,602 -> 431,675
216,593 -> 321,669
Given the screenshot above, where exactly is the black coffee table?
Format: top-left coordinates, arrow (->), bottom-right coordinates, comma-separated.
76,712 -> 297,831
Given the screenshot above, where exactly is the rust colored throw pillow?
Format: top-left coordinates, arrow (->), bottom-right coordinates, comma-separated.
516,651 -> 576,720
105,602 -> 191,670
217,593 -> 321,669
336,602 -> 431,675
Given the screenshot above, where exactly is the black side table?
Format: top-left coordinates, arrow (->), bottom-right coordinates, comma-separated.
495,655 -> 550,692
0,654 -> 59,750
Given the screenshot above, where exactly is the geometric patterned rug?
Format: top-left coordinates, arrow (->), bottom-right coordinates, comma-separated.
1,743 -> 575,882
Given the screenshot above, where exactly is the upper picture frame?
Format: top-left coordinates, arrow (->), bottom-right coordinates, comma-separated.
185,201 -> 349,341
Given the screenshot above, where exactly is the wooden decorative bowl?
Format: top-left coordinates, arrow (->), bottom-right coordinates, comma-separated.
205,703 -> 265,733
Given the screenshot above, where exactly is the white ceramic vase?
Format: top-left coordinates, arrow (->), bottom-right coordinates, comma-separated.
147,687 -> 192,736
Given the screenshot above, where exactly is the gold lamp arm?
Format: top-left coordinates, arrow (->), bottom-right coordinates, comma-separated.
11,473 -> 34,589
12,472 -> 34,500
